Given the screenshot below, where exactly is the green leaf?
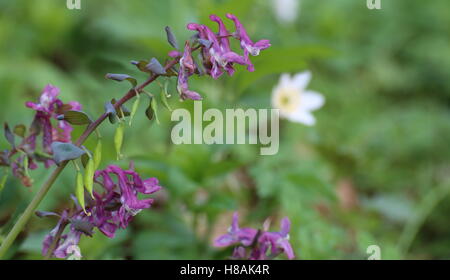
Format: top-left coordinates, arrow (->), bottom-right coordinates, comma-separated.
119,104 -> 131,117
51,142 -> 85,165
33,151 -> 52,162
84,159 -> 95,199
151,95 -> 160,124
105,73 -> 137,88
104,101 -> 117,124
60,111 -> 92,125
128,97 -> 141,126
13,124 -> 26,138
3,123 -> 15,147
81,153 -> 89,168
145,97 -> 155,122
160,81 -> 172,111
146,58 -> 166,75
111,98 -> 131,118
114,122 -> 125,160
131,60 -> 151,73
165,26 -> 179,49
75,171 -> 87,213
93,140 -> 102,170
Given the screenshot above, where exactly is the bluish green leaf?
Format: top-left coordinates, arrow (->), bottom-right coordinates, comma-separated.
51,142 -> 85,165
105,73 -> 137,88
146,58 -> 166,75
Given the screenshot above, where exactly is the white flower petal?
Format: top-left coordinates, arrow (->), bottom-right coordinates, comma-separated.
292,71 -> 311,90
279,73 -> 292,88
273,0 -> 299,24
287,110 -> 316,126
301,90 -> 325,111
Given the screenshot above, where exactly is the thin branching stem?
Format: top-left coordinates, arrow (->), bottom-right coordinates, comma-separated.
0,58 -> 180,259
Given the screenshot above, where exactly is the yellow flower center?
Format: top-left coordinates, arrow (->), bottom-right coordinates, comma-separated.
274,87 -> 300,114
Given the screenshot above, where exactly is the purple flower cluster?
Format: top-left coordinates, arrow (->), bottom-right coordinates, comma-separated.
214,213 -> 294,260
2,84 -> 81,186
25,84 -> 81,149
171,14 -> 270,100
42,164 -> 162,258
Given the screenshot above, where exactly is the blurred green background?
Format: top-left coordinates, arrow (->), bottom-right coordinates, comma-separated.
0,0 -> 449,259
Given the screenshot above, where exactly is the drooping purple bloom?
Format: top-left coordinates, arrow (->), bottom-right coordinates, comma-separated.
214,212 -> 258,247
202,24 -> 248,78
214,213 -> 295,260
257,217 -> 295,260
226,13 -> 271,71
42,165 -> 162,258
21,85 -> 80,168
26,85 -> 81,150
25,84 -> 62,113
209,14 -> 235,76
187,21 -> 249,79
187,23 -> 212,75
177,41 -> 202,100
5,85 -> 83,186
90,164 -> 162,232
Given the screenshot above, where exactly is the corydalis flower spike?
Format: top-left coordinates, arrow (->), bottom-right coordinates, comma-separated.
12,84 -> 83,186
214,213 -> 294,260
43,165 -> 162,258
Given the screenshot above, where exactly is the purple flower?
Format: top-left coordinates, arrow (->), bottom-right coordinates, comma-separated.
214,212 -> 258,247
4,85 -> 84,186
187,21 -> 248,79
42,210 -> 68,256
258,217 -> 295,260
209,14 -> 237,76
42,165 -> 162,258
53,228 -> 82,259
168,50 -> 182,58
177,41 -> 203,100
202,24 -> 248,78
232,246 -> 247,259
181,15 -> 270,99
0,85 -> 81,186
25,84 -> 62,113
25,85 -> 81,152
214,213 -> 295,260
92,165 -> 162,230
226,13 -> 271,71
187,23 -> 212,74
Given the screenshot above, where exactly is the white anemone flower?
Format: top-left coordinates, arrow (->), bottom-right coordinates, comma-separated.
271,71 -> 325,126
272,0 -> 300,24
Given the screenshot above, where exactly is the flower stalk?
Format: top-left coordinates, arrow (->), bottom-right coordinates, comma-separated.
0,58 -> 180,259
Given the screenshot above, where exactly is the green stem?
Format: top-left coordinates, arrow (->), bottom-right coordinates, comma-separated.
0,162 -> 68,258
0,58 -> 180,259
